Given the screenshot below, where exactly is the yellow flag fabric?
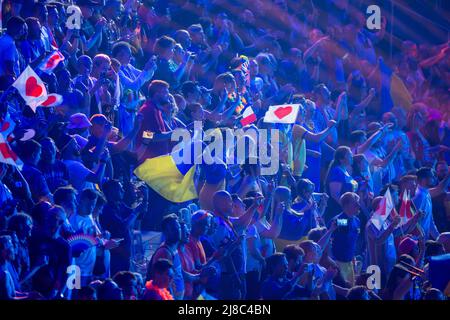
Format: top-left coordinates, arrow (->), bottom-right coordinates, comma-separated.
134,155 -> 197,203
391,74 -> 413,111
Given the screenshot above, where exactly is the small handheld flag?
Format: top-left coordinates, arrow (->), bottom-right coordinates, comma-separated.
240,106 -> 257,127
398,190 -> 416,227
39,50 -> 65,74
12,66 -> 48,112
0,133 -> 23,169
371,188 -> 395,230
263,104 -> 300,124
40,93 -> 63,107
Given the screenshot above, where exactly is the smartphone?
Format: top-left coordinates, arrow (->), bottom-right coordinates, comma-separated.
337,219 -> 348,227
142,130 -> 154,139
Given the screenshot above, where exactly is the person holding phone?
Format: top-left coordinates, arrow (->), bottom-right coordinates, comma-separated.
329,192 -> 361,287
100,179 -> 140,276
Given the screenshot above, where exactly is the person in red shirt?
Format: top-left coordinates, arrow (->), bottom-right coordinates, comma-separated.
135,80 -> 174,164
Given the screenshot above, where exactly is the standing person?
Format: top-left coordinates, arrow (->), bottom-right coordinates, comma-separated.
38,138 -> 69,194
324,146 -> 358,224
0,16 -> 27,77
112,41 -> 157,137
58,134 -> 107,193
209,191 -> 252,300
0,235 -> 17,300
152,35 -> 193,90
134,80 -> 176,230
186,211 -> 212,270
366,196 -> 402,285
7,213 -> 33,281
292,102 -> 337,179
147,214 -> 184,300
28,202 -> 71,296
260,252 -> 312,300
19,140 -> 53,204
329,192 -> 361,287
69,189 -> 102,286
177,221 -> 216,300
100,180 -> 139,276
413,167 -> 450,240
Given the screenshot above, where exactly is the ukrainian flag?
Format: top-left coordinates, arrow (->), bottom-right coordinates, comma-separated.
379,57 -> 413,113
134,155 -> 197,203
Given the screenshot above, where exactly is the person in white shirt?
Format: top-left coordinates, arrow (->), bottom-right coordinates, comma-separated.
69,189 -> 102,286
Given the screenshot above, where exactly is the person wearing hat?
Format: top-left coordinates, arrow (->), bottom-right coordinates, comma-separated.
398,236 -> 421,261
67,113 -> 92,149
58,133 -> 107,192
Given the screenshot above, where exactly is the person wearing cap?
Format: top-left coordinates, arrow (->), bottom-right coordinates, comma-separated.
67,113 -> 92,150
81,113 -> 142,173
398,236 -> 421,262
59,134 -> 107,192
381,254 -> 420,300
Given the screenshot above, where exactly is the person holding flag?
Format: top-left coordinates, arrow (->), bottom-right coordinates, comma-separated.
366,195 -> 402,285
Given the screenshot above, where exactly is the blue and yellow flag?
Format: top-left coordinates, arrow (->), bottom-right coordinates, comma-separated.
379,57 -> 413,113
134,155 -> 197,203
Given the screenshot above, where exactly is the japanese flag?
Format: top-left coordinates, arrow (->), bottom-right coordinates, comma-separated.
240,106 -> 257,126
263,104 -> 300,124
40,93 -> 63,107
39,50 -> 65,74
0,133 -> 23,169
12,66 -> 48,112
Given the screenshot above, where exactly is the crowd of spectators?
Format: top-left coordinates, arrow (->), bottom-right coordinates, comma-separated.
0,0 -> 449,300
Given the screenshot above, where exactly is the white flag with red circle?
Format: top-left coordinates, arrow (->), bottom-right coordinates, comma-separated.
39,50 -> 65,74
0,133 -> 23,169
40,93 -> 63,107
12,66 -> 48,112
263,104 -> 300,124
